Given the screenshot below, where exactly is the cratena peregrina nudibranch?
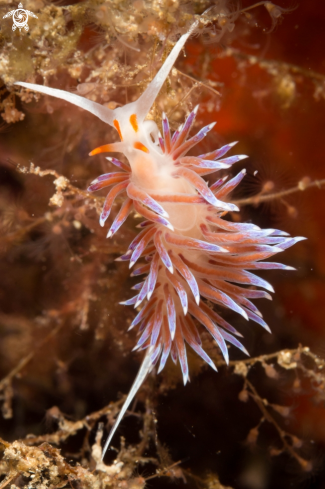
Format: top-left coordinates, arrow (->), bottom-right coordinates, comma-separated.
15,21 -> 304,457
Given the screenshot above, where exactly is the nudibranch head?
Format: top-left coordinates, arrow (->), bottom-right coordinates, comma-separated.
89,109 -> 164,189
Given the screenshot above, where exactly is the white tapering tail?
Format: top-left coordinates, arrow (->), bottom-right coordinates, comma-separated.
101,346 -> 154,459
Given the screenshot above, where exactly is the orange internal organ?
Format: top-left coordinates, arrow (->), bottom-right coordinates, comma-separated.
89,144 -> 114,156
113,119 -> 123,140
130,114 -> 138,132
134,142 -> 149,153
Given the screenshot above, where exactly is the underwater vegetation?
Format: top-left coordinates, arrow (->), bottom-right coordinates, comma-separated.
0,0 -> 325,488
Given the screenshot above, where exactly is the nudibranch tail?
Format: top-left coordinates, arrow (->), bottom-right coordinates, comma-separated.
101,345 -> 154,459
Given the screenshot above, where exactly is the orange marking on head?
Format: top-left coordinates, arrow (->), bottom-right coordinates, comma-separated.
130,114 -> 138,132
113,119 -> 123,140
134,142 -> 149,153
89,144 -> 113,156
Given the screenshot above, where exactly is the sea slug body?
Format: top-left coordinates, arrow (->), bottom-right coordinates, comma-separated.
15,20 -> 304,456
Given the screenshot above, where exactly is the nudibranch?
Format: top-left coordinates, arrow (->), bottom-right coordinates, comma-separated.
15,20 -> 304,457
